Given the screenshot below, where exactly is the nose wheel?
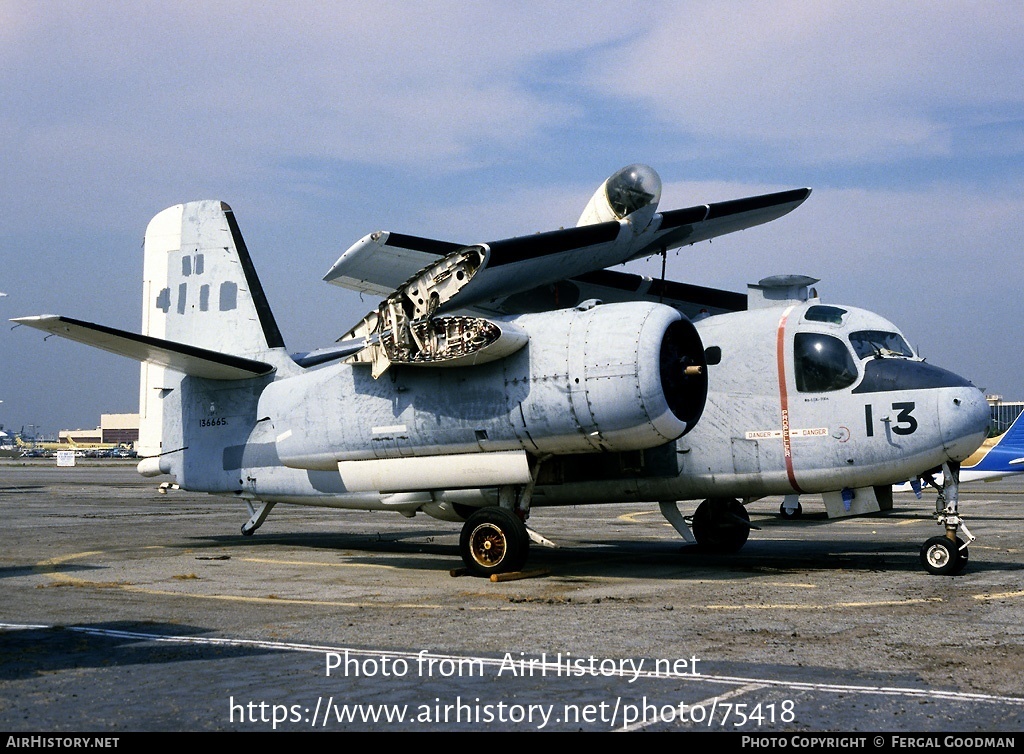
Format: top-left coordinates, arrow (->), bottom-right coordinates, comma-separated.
920,535 -> 969,576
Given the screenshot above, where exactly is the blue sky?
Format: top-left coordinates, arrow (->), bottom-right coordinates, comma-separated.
2,1 -> 1022,436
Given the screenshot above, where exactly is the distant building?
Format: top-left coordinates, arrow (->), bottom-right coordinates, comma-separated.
986,396 -> 1024,436
59,413 -> 140,446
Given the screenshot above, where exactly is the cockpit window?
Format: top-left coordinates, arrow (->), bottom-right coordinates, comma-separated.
849,330 -> 914,359
803,305 -> 847,325
794,333 -> 859,392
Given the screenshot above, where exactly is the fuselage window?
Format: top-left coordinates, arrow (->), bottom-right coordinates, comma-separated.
794,333 -> 859,392
803,305 -> 847,325
849,330 -> 914,359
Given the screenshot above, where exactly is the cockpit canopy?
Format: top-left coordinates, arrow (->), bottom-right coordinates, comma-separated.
794,305 -> 917,394
848,329 -> 914,359
794,333 -> 859,392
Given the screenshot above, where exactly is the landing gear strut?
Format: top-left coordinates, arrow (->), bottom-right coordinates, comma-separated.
241,500 -> 275,536
919,462 -> 973,575
458,455 -> 549,577
779,494 -> 803,520
691,497 -> 754,553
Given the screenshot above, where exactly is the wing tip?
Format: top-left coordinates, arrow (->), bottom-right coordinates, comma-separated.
10,314 -> 61,326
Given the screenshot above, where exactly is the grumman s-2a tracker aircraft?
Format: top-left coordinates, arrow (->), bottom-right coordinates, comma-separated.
14,165 -> 990,577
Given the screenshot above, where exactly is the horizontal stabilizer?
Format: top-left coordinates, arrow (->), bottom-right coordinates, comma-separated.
12,315 -> 275,380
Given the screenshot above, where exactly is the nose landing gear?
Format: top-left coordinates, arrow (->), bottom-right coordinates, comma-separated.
920,535 -> 969,576
919,462 -> 973,576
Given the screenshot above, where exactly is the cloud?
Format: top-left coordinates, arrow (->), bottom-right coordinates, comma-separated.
0,2 -> 624,175
582,1 -> 1024,162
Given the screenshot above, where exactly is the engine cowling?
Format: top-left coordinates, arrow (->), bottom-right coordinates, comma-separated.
502,300 -> 704,454
269,301 -> 706,470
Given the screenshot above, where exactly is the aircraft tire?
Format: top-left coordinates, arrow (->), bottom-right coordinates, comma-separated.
692,498 -> 750,553
950,538 -> 969,575
920,535 -> 967,576
779,502 -> 803,520
460,507 -> 529,577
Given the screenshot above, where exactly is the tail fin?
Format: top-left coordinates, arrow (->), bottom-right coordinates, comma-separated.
138,201 -> 292,456
962,409 -> 1024,479
141,201 -> 284,355
14,201 -> 294,480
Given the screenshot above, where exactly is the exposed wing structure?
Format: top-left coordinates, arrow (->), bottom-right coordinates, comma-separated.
13,315 -> 274,380
323,232 -> 463,296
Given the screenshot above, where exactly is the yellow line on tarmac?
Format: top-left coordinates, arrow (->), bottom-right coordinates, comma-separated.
35,550 -> 105,567
240,557 -> 397,570
33,550 -> 502,611
760,582 -> 817,589
618,511 -> 660,523
840,517 -> 925,527
704,597 -> 944,610
45,573 -> 453,608
972,589 -> 1024,601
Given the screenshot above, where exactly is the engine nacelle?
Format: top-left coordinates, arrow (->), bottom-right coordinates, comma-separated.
269,301 -> 706,472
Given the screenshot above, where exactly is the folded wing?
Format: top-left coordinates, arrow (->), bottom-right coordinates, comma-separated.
324,184 -> 809,318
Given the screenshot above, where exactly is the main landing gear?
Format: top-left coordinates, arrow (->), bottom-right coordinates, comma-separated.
919,462 -> 973,576
779,495 -> 803,520
661,498 -> 755,552
689,497 -> 755,553
458,456 -> 551,577
459,506 -> 530,577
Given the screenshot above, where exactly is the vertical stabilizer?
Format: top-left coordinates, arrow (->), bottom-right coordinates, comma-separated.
141,201 -> 284,354
137,201 -> 289,457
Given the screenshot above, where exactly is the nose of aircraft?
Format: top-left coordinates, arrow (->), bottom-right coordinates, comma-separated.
939,384 -> 990,462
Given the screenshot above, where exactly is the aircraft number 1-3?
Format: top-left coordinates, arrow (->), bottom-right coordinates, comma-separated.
864,402 -> 917,437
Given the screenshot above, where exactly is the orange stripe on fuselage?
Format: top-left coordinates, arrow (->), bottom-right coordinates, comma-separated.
776,306 -> 804,493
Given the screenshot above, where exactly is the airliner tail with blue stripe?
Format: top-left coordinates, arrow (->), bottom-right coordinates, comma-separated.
958,410 -> 1024,482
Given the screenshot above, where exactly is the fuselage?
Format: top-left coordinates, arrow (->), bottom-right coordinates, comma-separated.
177,299 -> 989,516
509,300 -> 990,508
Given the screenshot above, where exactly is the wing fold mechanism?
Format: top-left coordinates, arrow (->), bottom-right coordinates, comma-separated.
339,246 -> 529,377
324,169 -> 809,328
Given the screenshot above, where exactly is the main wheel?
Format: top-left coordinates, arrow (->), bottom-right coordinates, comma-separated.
691,498 -> 750,553
459,507 -> 529,577
920,535 -> 968,575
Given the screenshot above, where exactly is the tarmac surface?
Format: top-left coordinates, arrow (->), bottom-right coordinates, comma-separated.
2,459 -> 1023,732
